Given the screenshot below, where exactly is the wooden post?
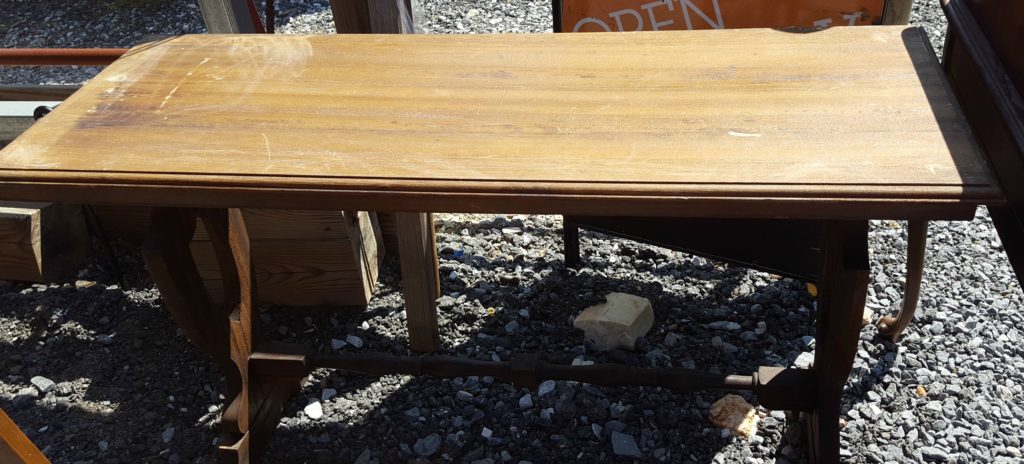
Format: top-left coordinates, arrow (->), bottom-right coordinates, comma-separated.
808,221 -> 869,463
197,0 -> 259,33
882,0 -> 913,25
331,0 -> 413,33
396,212 -> 441,352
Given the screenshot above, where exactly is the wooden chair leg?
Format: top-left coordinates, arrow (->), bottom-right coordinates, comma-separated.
563,217 -> 581,267
878,220 -> 928,342
807,221 -> 869,463
397,212 -> 441,353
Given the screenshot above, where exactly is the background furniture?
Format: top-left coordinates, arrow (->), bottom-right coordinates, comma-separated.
941,0 -> 1024,281
555,0 -> 926,341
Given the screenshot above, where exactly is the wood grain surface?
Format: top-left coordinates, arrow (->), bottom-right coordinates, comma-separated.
0,27 -> 999,219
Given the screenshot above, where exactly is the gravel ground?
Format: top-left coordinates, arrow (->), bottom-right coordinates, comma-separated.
3,1 -> 1023,463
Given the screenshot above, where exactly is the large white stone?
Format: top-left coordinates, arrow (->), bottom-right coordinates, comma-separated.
573,293 -> 654,351
709,394 -> 759,439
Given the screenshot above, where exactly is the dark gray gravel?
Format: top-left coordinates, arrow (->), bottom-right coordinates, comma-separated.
3,1 -> 1023,463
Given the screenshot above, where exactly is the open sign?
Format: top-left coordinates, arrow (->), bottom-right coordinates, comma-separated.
559,0 -> 885,32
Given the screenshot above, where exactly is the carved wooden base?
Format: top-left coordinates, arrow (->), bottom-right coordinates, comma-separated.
143,209 -> 870,463
144,208 -> 305,463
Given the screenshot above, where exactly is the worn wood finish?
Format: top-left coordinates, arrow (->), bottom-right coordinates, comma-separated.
0,202 -> 91,282
396,212 -> 441,352
0,29 -> 998,220
0,408 -> 49,464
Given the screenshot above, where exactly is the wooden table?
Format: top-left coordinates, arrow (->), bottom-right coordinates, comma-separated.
0,27 -> 1000,463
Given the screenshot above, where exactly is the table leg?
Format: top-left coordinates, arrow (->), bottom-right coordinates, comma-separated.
807,221 -> 869,463
143,207 -> 303,463
562,217 -> 581,268
396,212 -> 441,352
878,220 -> 928,341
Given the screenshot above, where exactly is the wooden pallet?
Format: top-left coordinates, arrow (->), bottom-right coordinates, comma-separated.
0,202 -> 91,283
91,206 -> 383,307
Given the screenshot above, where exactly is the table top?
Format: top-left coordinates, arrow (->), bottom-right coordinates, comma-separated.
0,27 -> 1000,219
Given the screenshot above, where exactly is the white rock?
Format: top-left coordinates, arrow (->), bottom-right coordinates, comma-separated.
304,399 -> 324,419
321,388 -> 337,401
481,427 -> 493,439
518,394 -> 534,409
862,307 -> 875,327
98,440 -> 108,451
573,293 -> 655,351
537,380 -> 556,397
330,338 -> 347,350
709,394 -> 759,439
30,376 -> 55,394
794,352 -> 815,369
345,335 -> 364,349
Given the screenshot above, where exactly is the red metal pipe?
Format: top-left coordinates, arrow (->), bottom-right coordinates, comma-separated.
0,48 -> 127,66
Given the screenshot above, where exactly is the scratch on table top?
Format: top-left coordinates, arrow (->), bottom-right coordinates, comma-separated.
728,130 -> 762,138
261,133 -> 272,163
159,57 -> 211,109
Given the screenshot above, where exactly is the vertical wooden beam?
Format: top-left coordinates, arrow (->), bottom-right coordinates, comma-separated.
562,219 -> 581,267
197,0 -> 259,33
882,0 -> 913,25
331,0 -> 412,33
331,0 -> 371,33
808,220 -> 869,463
396,212 -> 441,352
0,408 -> 48,464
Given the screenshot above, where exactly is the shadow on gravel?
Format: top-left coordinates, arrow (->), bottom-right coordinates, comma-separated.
256,223 -> 819,463
0,220 -> 824,463
0,252 -> 223,462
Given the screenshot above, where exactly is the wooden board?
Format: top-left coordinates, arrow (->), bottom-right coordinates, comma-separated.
0,28 -> 999,220
89,206 -> 381,307
0,408 -> 49,464
190,210 -> 381,307
0,202 -> 91,282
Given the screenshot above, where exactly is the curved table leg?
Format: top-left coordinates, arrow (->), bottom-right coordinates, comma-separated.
806,221 -> 869,463
877,220 -> 928,342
